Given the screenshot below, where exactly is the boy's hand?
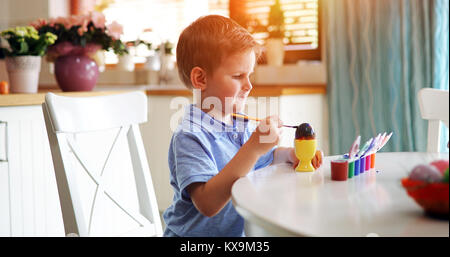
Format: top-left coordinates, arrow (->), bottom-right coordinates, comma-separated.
247,115 -> 282,157
289,148 -> 324,169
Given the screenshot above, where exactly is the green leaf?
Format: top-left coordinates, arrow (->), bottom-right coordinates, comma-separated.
80,37 -> 86,47
18,40 -> 28,54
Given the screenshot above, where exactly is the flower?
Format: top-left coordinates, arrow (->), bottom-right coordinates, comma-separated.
31,11 -> 127,62
106,21 -> 123,40
0,26 -> 57,56
30,19 -> 47,29
91,11 -> 106,29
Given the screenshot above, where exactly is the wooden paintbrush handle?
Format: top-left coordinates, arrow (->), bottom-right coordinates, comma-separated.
232,113 -> 297,128
231,113 -> 261,121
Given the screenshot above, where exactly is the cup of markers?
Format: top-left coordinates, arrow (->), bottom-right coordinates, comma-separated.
331,132 -> 393,181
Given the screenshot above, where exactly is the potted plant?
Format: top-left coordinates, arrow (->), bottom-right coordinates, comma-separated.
156,41 -> 174,84
0,26 -> 57,93
31,12 -> 127,91
265,0 -> 285,66
118,39 -> 152,71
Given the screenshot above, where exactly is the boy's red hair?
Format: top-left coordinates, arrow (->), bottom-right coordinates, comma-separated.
176,15 -> 261,88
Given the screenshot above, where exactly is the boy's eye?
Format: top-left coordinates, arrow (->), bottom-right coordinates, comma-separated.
233,74 -> 244,79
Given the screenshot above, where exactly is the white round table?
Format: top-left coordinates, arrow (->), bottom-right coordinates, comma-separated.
231,152 -> 449,236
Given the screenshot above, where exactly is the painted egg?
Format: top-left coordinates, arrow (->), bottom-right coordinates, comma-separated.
429,159 -> 449,174
295,123 -> 315,140
409,164 -> 443,182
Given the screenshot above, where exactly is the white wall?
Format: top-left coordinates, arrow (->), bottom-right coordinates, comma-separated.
0,0 -> 10,31
1,0 -> 48,28
0,0 -> 69,30
0,0 -> 69,28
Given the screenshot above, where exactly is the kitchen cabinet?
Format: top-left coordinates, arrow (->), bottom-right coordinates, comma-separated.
0,105 -> 64,236
0,119 -> 10,236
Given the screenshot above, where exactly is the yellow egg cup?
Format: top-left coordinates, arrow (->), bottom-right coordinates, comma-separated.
294,139 -> 317,172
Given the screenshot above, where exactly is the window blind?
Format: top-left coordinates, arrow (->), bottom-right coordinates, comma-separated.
231,0 -> 319,50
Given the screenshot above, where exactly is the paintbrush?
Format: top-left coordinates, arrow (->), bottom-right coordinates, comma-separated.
231,113 -> 298,128
376,132 -> 393,151
357,137 -> 374,157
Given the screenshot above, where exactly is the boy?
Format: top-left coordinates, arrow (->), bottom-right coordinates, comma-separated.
163,15 -> 323,237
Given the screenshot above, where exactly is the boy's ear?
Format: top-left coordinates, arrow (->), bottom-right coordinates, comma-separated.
190,67 -> 207,90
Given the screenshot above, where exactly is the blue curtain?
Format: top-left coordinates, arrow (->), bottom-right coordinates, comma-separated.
325,0 -> 449,155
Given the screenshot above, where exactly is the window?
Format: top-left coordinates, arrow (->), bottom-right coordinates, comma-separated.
71,0 -> 320,64
72,0 -> 228,64
230,0 -> 321,62
102,0 -> 228,44
101,0 -> 229,64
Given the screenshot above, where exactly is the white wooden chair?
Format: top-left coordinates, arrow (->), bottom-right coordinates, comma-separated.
42,92 -> 162,237
417,88 -> 449,153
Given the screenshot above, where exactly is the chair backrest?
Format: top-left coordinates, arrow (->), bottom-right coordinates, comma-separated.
417,88 -> 449,153
42,92 -> 162,237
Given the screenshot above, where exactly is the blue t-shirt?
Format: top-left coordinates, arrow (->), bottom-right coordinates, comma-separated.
163,104 -> 275,237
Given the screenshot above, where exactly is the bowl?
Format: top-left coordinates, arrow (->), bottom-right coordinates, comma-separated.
401,178 -> 449,217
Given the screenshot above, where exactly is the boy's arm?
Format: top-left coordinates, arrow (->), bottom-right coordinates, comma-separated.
187,116 -> 282,217
187,142 -> 260,217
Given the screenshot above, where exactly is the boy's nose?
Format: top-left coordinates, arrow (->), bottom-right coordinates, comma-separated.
242,79 -> 253,92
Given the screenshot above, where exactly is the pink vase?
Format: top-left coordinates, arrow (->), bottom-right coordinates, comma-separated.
54,55 -> 99,92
